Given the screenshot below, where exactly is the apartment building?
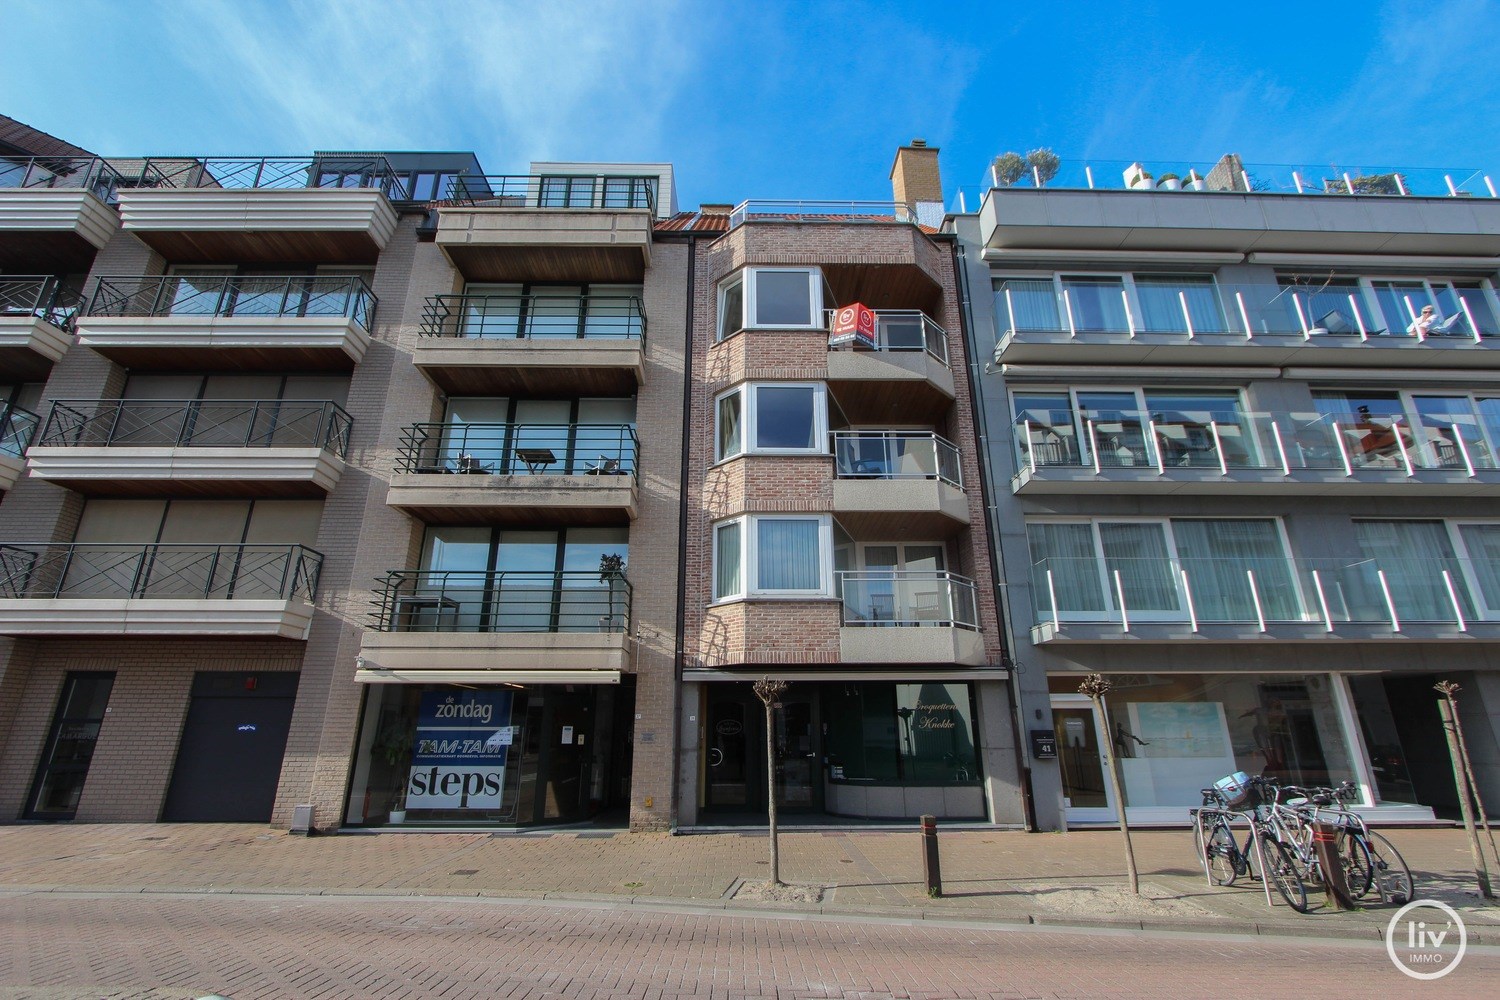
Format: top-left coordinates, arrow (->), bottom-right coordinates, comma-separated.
950,154 -> 1500,829
675,143 -> 1022,828
0,113 -> 686,831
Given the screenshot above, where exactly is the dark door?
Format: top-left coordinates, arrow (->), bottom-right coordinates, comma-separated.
535,689 -> 592,822
705,695 -> 756,811
1381,674 -> 1462,818
774,693 -> 821,813
161,672 -> 298,822
25,672 -> 116,820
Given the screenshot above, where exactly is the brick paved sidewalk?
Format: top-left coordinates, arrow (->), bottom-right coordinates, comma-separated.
2,823 -> 1497,942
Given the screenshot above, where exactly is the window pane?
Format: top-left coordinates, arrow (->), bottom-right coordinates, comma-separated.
1314,391 -> 1409,471
756,518 -> 821,591
1458,524 -> 1500,613
1409,395 -> 1491,470
1098,522 -> 1179,614
524,286 -> 583,339
1144,391 -> 1256,468
1370,280 -> 1432,335
718,278 -> 744,340
754,385 -> 816,450
1060,276 -> 1128,332
716,392 -> 742,460
714,521 -> 742,599
895,683 -> 979,782
994,278 -> 1059,332
1172,519 -> 1297,621
1027,522 -> 1105,618
1135,275 -> 1226,333
1355,521 -> 1464,620
754,271 -> 813,326
1281,278 -> 1368,335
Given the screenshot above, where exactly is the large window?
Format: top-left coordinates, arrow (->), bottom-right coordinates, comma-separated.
716,267 -> 826,339
1314,389 -> 1500,471
994,272 -> 1226,336
823,682 -> 981,785
712,514 -> 832,600
1011,387 -> 1255,470
714,382 -> 828,460
1027,518 -> 1298,623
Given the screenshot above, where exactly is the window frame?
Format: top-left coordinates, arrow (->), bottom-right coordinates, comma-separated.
716,267 -> 826,340
713,382 -> 829,460
992,271 -> 1228,337
711,513 -> 835,601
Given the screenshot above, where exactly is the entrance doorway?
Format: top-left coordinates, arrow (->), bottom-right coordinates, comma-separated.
25,672 -> 116,820
702,684 -> 822,817
161,672 -> 298,822
1050,694 -> 1114,822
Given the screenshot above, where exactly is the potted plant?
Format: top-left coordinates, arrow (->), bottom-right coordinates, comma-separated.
1158,172 -> 1182,191
990,151 -> 1026,188
1123,163 -> 1155,190
1184,169 -> 1207,191
1026,147 -> 1060,187
598,552 -> 626,632
372,712 -> 416,823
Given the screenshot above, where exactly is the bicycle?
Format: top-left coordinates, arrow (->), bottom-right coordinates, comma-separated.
1195,780 -> 1310,912
1276,781 -> 1414,905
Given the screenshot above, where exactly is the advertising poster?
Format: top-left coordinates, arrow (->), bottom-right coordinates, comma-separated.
406,690 -> 514,810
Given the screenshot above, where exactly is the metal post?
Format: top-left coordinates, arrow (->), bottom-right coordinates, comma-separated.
1349,294 -> 1369,341
1454,429 -> 1477,477
1087,419 -> 1101,475
1377,569 -> 1401,631
1063,289 -> 1077,338
1024,419 -> 1036,473
1292,171 -> 1305,194
1438,697 -> 1495,899
1148,419 -> 1164,474
1342,172 -> 1355,195
1247,570 -> 1266,632
1179,290 -> 1195,338
1313,569 -> 1334,632
1271,421 -> 1291,476
1236,292 -> 1253,339
1404,295 -> 1424,340
1391,418 -> 1415,476
1395,173 -> 1409,197
1209,421 -> 1228,475
1445,174 -> 1459,197
1122,289 -> 1136,337
1113,569 -> 1130,632
1443,570 -> 1468,632
920,815 -> 942,897
1046,568 -> 1060,632
1487,176 -> 1498,199
1181,568 -> 1198,632
1460,295 -> 1483,343
1003,287 -> 1017,337
1292,293 -> 1311,337
1332,422 -> 1354,476
1085,165 -> 1095,189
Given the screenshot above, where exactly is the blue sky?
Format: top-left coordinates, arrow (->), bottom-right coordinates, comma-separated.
3,0 -> 1497,209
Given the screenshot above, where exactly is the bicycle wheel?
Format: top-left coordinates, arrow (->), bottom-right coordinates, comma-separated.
1337,830 -> 1375,899
1364,830 -> 1415,904
1205,820 -> 1240,886
1259,837 -> 1310,913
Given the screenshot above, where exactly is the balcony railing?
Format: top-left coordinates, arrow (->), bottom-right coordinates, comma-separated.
728,200 -> 921,228
0,542 -> 323,602
996,279 -> 1500,345
40,399 -> 353,457
129,155 -> 409,198
86,274 -> 376,330
1,276 -> 83,330
0,156 -> 123,202
419,292 -> 644,341
952,156 -> 1498,210
397,422 -> 636,475
1014,407 -> 1500,477
443,175 -> 656,213
838,571 -> 979,629
371,569 -> 632,633
0,401 -> 40,459
832,431 -> 962,488
824,308 -> 949,365
1030,554 -> 1500,633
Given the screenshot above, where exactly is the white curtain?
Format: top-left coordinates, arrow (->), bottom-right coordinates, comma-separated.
994,278 -> 1059,332
1458,524 -> 1500,615
1355,521 -> 1462,621
1172,520 -> 1297,621
1027,523 -> 1104,618
756,518 -> 821,591
1135,276 -> 1227,333
1098,522 -> 1179,614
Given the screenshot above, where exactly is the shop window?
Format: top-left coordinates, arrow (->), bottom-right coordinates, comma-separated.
822,682 -> 981,786
713,383 -> 828,460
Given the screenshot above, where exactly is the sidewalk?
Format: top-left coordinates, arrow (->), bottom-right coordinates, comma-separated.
2,822 -> 1497,943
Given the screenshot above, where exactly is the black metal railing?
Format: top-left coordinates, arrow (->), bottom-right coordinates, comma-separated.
397,422 -> 636,476
39,399 -> 353,457
86,274 -> 375,330
0,156 -> 123,201
128,155 -> 408,198
443,174 -> 656,213
420,292 -> 645,341
0,275 -> 83,330
0,401 -> 40,459
0,542 -> 323,601
371,569 -> 632,633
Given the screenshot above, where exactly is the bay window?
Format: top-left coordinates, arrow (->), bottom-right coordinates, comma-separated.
714,382 -> 828,460
713,514 -> 833,600
716,267 -> 826,340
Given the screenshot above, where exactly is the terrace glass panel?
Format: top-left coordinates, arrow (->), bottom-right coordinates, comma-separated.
1060,276 -> 1129,333
1135,275 -> 1227,333
994,277 -> 1059,333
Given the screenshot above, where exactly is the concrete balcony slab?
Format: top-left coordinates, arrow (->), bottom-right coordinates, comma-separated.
386,472 -> 637,526
833,479 -> 969,537
0,315 -> 71,380
412,336 -> 644,396
357,629 -> 631,674
0,598 -> 313,638
26,446 -> 344,497
437,207 -> 652,282
839,626 -> 986,665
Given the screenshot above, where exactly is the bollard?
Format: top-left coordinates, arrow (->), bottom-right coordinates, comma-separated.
1312,822 -> 1356,910
920,814 -> 942,898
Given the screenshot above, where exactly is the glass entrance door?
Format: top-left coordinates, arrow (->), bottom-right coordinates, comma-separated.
774,695 -> 819,812
1050,695 -> 1116,822
26,672 -> 115,820
705,697 -> 752,810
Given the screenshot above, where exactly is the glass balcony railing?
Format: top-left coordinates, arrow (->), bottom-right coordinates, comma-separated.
1030,554 -> 1496,632
131,155 -> 409,198
822,308 -> 949,365
0,156 -> 123,202
728,200 -> 922,228
86,275 -> 376,330
371,569 -> 632,634
397,422 -> 636,476
39,399 -> 353,457
443,174 -> 656,213
832,431 -> 962,488
995,280 -> 1500,344
0,401 -> 40,459
0,275 -> 82,330
1014,407 -> 1500,477
838,570 -> 979,629
419,292 -> 644,341
0,542 -> 323,602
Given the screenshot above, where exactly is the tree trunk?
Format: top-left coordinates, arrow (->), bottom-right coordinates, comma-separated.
1092,693 -> 1139,894
1438,697 -> 1494,899
765,695 -> 780,886
1443,689 -> 1500,870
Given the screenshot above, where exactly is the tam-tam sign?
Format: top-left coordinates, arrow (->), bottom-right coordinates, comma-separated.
829,303 -> 876,349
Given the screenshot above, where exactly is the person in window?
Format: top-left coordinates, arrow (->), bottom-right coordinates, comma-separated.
1113,720 -> 1150,759
1408,304 -> 1440,337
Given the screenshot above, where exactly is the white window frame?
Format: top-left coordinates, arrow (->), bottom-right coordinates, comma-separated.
716,273 -> 745,342
993,271 -> 1228,337
717,267 -> 825,339
713,382 -> 829,460
711,513 -> 834,601
1359,276 -> 1500,337
1443,519 -> 1500,621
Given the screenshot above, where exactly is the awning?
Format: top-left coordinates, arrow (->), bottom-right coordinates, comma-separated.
681,667 -> 1009,683
355,668 -> 621,686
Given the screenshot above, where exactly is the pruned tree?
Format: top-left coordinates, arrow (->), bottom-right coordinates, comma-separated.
1078,673 -> 1139,894
1026,147 -> 1061,187
752,676 -> 789,886
991,151 -> 1026,187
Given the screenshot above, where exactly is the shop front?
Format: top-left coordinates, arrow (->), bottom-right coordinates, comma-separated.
346,678 -> 634,828
1046,671 -> 1446,825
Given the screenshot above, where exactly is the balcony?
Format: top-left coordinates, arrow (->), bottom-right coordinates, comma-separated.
1011,406 -> 1500,496
992,277 -> 1500,368
414,292 -> 644,394
386,422 -> 637,525
357,569 -> 631,679
967,156 -> 1500,257
0,401 -> 40,491
27,398 -> 351,497
837,570 -> 984,664
77,275 -> 374,370
114,156 -> 404,263
1028,554 -> 1500,644
436,175 -> 656,282
831,431 -> 968,537
0,276 -> 79,378
0,157 -> 120,271
825,310 -> 955,424
0,542 -> 321,638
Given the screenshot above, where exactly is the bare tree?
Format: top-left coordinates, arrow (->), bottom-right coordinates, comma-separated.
1436,681 -> 1500,874
1078,673 -> 1139,894
752,676 -> 789,886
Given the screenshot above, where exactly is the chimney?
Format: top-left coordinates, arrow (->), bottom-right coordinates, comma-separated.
891,138 -> 943,225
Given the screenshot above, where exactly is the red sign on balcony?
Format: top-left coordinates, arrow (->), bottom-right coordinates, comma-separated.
829,303 -> 876,349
